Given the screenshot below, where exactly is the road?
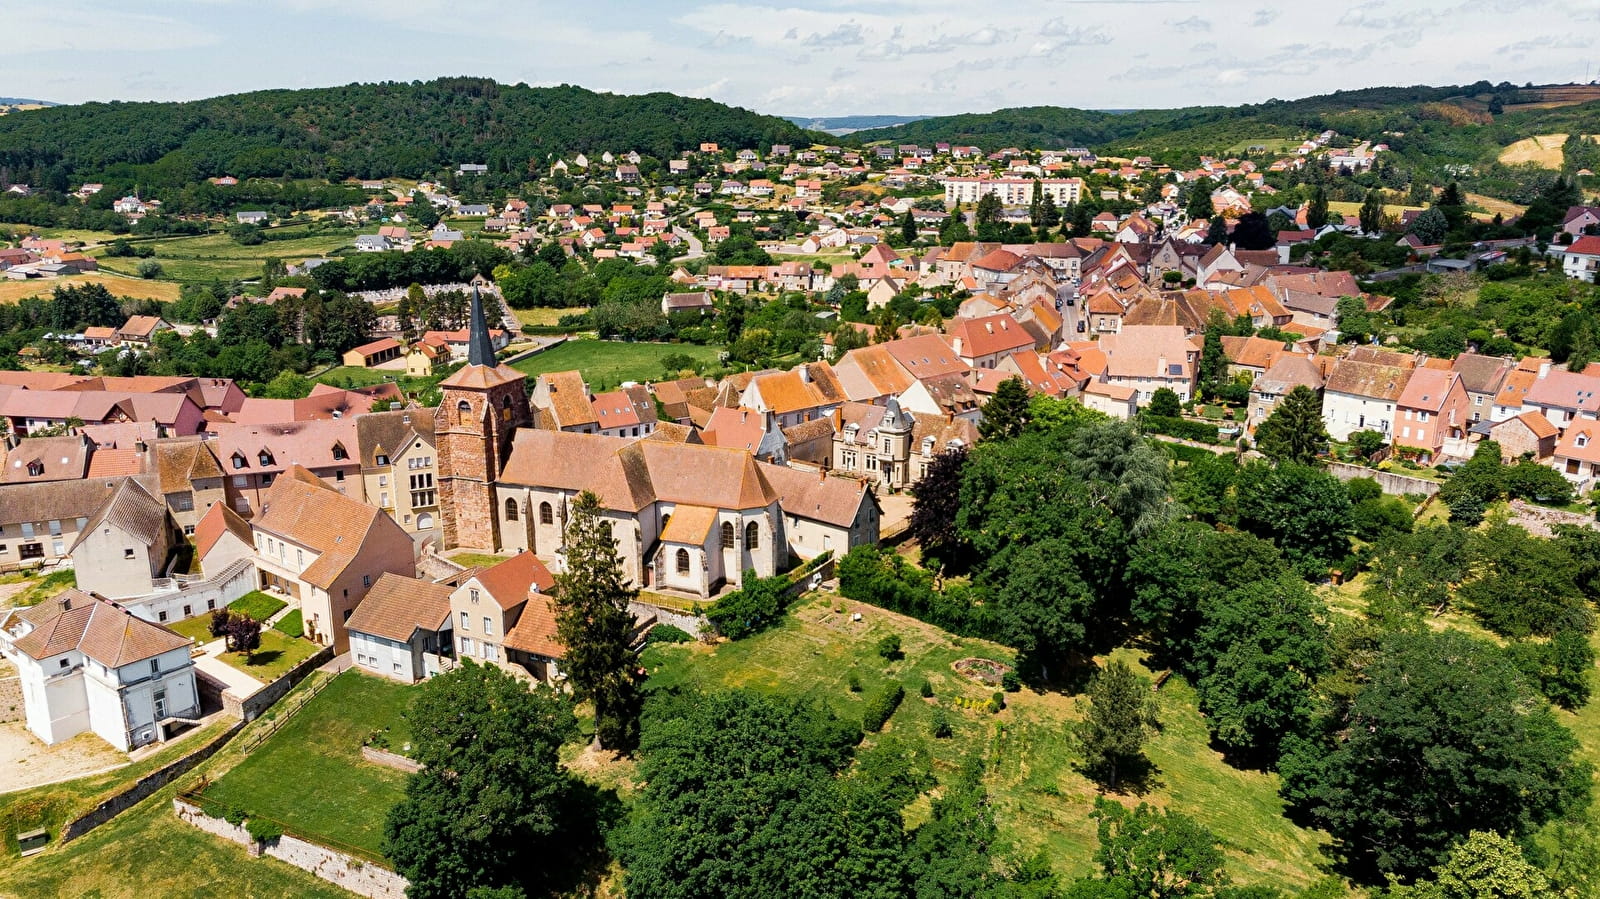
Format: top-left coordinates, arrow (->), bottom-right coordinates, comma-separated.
673,226 -> 706,260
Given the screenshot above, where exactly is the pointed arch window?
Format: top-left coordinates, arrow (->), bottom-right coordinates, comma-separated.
676,548 -> 691,574
721,521 -> 735,549
745,522 -> 759,550
505,498 -> 519,521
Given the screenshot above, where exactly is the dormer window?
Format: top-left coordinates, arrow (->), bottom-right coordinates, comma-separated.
258,450 -> 274,467
26,461 -> 43,477
232,453 -> 246,470
376,454 -> 389,466
1578,433 -> 1590,448
332,443 -> 348,461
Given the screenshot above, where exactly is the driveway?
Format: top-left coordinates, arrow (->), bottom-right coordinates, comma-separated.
193,649 -> 264,699
673,226 -> 705,260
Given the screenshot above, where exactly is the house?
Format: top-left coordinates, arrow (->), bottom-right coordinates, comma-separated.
458,163 -> 488,176
831,334 -> 966,404
946,313 -> 1036,369
2,435 -> 93,484
1561,236 -> 1600,282
1220,335 -> 1287,380
68,478 -> 182,601
662,291 -> 715,316
0,591 -> 198,751
739,363 -> 847,429
1321,353 -> 1416,440
759,465 -> 881,560
0,478 -> 137,570
591,385 -> 659,439
115,315 -> 171,346
405,341 -> 449,377
231,466 -> 416,652
1554,421 -> 1600,491
1097,326 -> 1198,404
1520,364 -> 1600,429
421,327 -> 511,362
356,409 -> 440,533
208,419 -> 363,516
346,573 -> 454,682
235,211 -> 269,225
1248,354 -> 1324,430
1450,353 -> 1515,423
355,234 -> 392,253
1483,411 -> 1558,462
340,338 -> 403,368
1081,380 -> 1138,420
830,398 -> 978,491
1562,206 -> 1600,237
1393,368 -> 1469,461
531,371 -> 601,434
448,552 -> 565,682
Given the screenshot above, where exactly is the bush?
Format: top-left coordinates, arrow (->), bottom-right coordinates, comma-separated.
876,634 -> 903,661
246,816 -> 283,843
1140,413 -> 1221,444
644,624 -> 694,645
1001,670 -> 1021,693
918,678 -> 934,698
861,683 -> 906,733
136,259 -> 163,279
990,691 -> 1006,714
837,545 -> 997,639
930,706 -> 952,739
705,571 -> 792,640
221,804 -> 247,826
848,672 -> 862,693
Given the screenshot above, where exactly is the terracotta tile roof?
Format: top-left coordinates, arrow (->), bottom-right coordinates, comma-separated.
539,371 -> 598,428
499,430 -> 777,512
1220,335 -> 1287,371
355,409 -> 435,469
86,447 -> 145,479
946,313 -> 1034,358
1396,368 -> 1460,413
1449,353 -> 1514,395
195,501 -> 253,559
209,419 -> 359,475
472,552 -> 555,611
439,362 -> 524,391
1325,359 -> 1414,401
117,315 -> 167,338
2,436 -> 91,483
758,464 -> 872,528
972,249 -> 1022,272
504,592 -> 564,659
1523,368 -> 1600,415
1253,354 -> 1324,395
0,476 -> 138,529
346,573 -> 453,642
153,438 -> 223,494
12,591 -> 189,667
253,465 -> 394,589
1557,420 -> 1600,464
1504,410 -> 1558,440
703,406 -> 767,452
660,504 -> 720,544
1099,326 -> 1194,381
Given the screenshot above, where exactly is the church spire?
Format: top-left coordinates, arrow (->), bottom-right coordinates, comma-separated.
466,286 -> 497,367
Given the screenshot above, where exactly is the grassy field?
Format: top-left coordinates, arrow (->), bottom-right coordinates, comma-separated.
166,614 -> 218,645
200,671 -> 415,859
444,551 -> 511,569
7,570 -> 76,607
642,594 -> 1331,888
510,339 -> 722,390
0,273 -> 182,304
98,228 -> 357,283
1497,133 -> 1589,168
0,675 -> 356,898
215,630 -> 322,683
228,591 -> 287,622
274,609 -> 303,638
1226,137 -> 1305,154
512,306 -> 588,327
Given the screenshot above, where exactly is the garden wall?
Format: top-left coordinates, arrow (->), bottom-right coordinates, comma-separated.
58,721 -> 242,843
227,645 -> 335,723
173,798 -> 408,899
1326,462 -> 1440,497
360,746 -> 421,774
628,599 -> 706,638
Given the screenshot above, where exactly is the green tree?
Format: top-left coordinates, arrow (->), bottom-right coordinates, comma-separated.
384,662 -> 585,899
259,370 -> 313,399
1253,385 -> 1329,464
1235,462 -> 1353,567
906,758 -> 1014,898
1358,188 -> 1386,234
552,490 -> 644,752
397,283 -> 422,341
1198,310 -> 1231,400
617,689 -> 906,899
1458,520 -> 1593,638
1306,186 -> 1329,230
1075,659 -> 1157,791
974,193 -> 1002,228
1409,206 -> 1448,245
979,376 -> 1032,441
705,570 -> 793,640
909,446 -> 970,571
1438,441 -> 1505,525
1387,831 -> 1550,899
1186,185 -> 1214,222
900,210 -> 917,245
1086,798 -> 1230,898
1147,386 -> 1181,418
1280,630 -> 1591,882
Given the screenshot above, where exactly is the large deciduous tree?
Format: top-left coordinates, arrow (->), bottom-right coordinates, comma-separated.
1234,462 -> 1352,568
552,490 -> 644,752
1279,630 -> 1590,882
384,662 -> 587,899
908,446 -> 970,572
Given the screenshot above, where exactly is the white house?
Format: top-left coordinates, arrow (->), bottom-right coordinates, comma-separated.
346,573 -> 453,682
0,591 -> 198,751
1321,356 -> 1414,441
1561,236 -> 1600,282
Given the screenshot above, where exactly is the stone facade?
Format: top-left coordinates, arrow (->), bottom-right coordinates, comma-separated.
435,371 -> 531,551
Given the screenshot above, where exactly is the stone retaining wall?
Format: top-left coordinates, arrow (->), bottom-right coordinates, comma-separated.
1326,462 -> 1441,497
59,721 -> 242,843
360,746 -> 421,773
226,645 -> 335,723
174,798 -> 408,899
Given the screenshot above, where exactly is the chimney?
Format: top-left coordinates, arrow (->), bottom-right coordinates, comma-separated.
1539,360 -> 1553,379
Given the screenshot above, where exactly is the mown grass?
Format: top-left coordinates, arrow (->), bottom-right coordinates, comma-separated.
0,675 -> 351,898
642,594 -> 1332,888
273,609 -> 303,638
445,551 -> 510,569
227,591 -> 286,622
200,671 -> 414,859
510,339 -> 722,390
511,306 -> 588,327
97,229 -> 357,282
166,614 -> 218,645
214,630 -> 322,684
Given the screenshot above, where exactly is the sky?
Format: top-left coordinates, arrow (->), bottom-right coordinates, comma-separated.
8,0 -> 1600,117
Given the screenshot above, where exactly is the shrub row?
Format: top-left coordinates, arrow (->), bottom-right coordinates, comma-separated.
1140,414 -> 1221,444
861,683 -> 905,733
836,546 -> 1000,641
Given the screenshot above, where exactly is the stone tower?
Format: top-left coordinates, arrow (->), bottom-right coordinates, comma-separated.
434,288 -> 531,551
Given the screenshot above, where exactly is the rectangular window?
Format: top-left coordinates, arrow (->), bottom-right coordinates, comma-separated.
483,616 -> 493,635
150,659 -> 159,674
335,470 -> 345,482
48,520 -> 62,537
124,548 -> 136,559
232,476 -> 247,487
158,610 -> 168,622
379,475 -> 388,487
362,574 -> 371,588
459,636 -> 473,655
20,523 -> 34,539
460,611 -> 469,630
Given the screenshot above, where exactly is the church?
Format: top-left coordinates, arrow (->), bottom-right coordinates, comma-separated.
435,290 -> 879,599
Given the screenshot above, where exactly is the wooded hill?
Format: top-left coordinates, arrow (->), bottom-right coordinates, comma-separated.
855,82 -> 1600,172
0,78 -> 820,185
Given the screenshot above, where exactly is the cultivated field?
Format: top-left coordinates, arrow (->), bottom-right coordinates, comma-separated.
1497,132 -> 1597,168
509,339 -> 722,389
95,229 -> 357,283
0,273 -> 182,304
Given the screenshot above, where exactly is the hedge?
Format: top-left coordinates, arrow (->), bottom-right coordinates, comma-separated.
836,546 -> 999,640
861,683 -> 905,733
1140,414 -> 1221,444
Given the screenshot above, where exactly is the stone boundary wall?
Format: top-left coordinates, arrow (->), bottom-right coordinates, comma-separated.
360,746 -> 421,773
59,721 -> 242,843
629,600 -> 706,638
501,336 -> 567,366
1326,462 -> 1441,497
174,798 -> 408,899
226,645 -> 336,723
415,551 -> 465,583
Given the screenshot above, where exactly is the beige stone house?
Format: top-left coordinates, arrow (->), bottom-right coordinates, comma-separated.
69,479 -> 181,601
448,553 -> 564,682
357,409 -> 439,533
830,398 -> 979,490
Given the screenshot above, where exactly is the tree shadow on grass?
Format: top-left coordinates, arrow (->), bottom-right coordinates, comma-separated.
244,650 -> 283,667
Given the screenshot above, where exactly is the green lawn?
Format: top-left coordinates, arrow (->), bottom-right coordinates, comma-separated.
273,609 -> 303,638
510,339 -> 722,391
215,630 -> 321,683
642,594 -> 1331,889
227,591 -> 287,622
199,671 -> 414,859
314,365 -> 446,399
8,570 -> 76,607
445,551 -> 510,569
166,614 -> 218,645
